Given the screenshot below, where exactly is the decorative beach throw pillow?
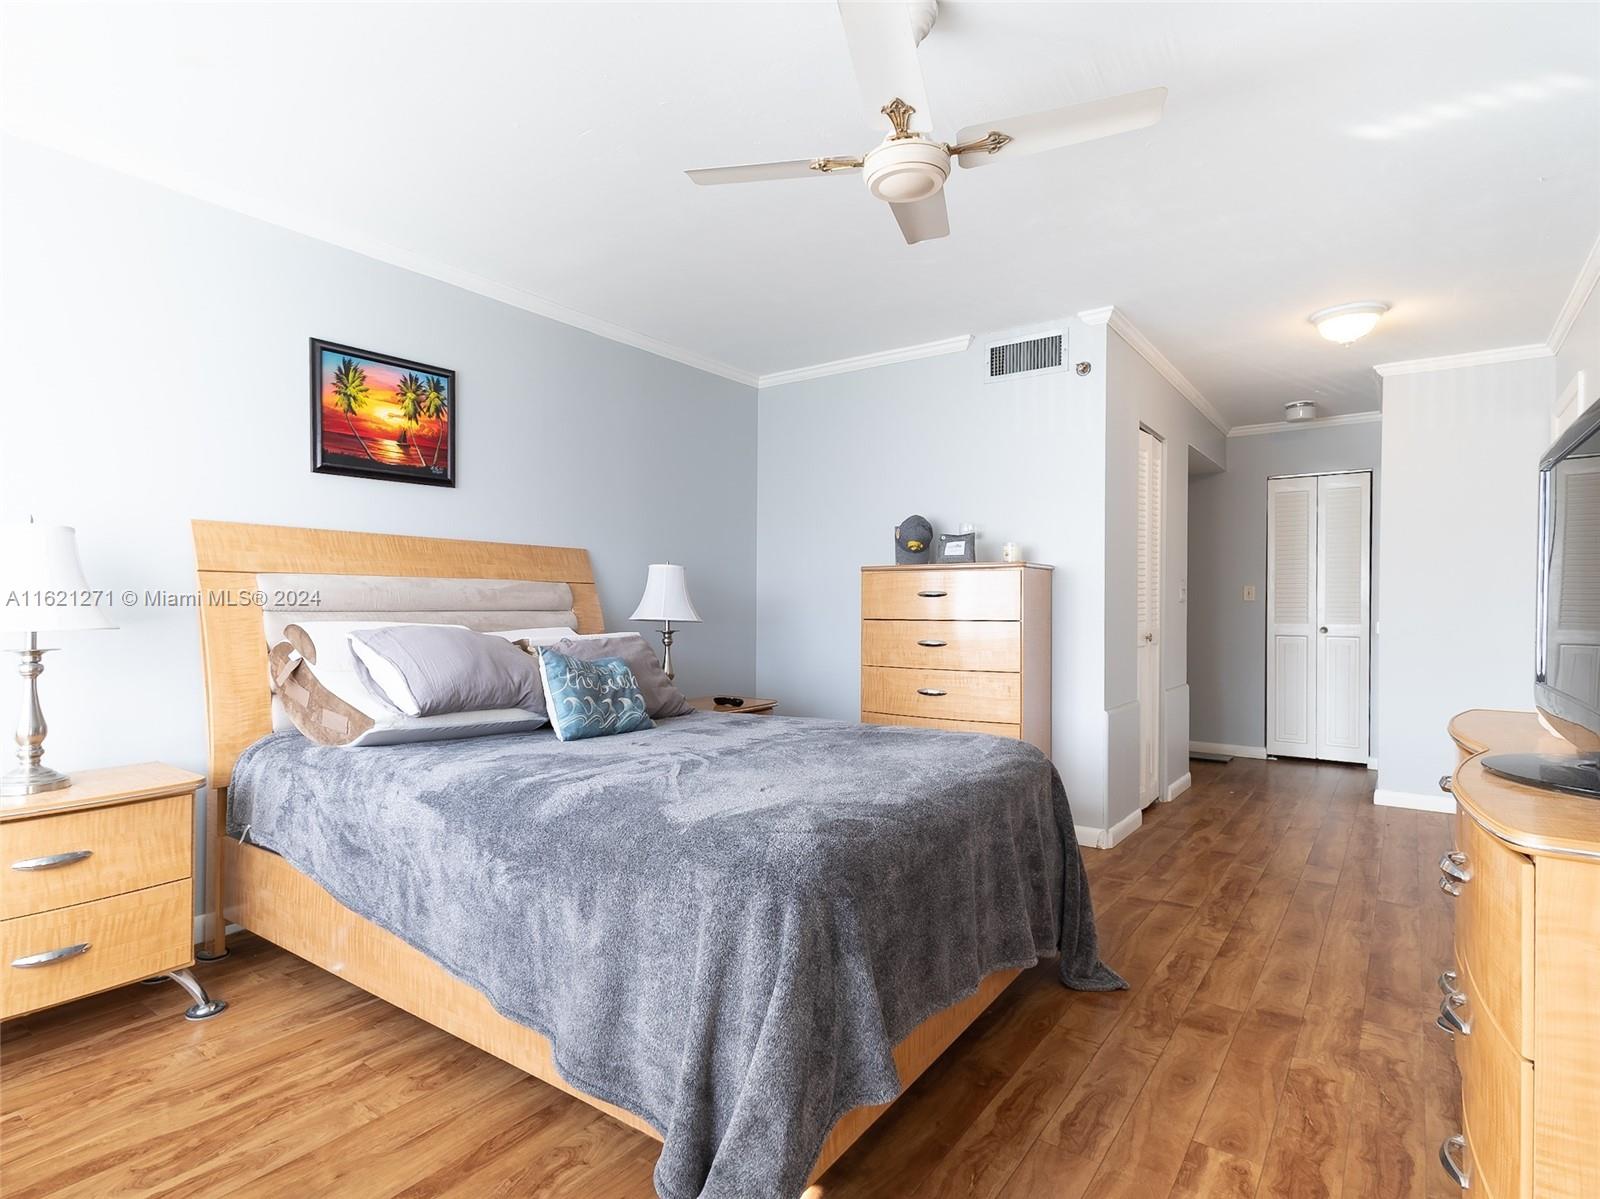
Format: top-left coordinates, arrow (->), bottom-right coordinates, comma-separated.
536,648 -> 655,742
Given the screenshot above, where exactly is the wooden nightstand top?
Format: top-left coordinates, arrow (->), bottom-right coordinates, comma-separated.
0,763 -> 203,822
688,696 -> 778,715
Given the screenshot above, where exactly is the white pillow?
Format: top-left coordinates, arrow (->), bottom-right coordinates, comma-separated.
491,626 -> 576,645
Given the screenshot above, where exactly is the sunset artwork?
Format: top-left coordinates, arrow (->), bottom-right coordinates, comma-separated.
310,339 -> 455,486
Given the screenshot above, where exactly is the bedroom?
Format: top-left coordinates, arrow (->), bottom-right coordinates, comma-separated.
1,2 -> 1598,1197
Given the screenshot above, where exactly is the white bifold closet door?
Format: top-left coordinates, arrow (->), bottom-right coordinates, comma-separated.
1266,472 -> 1371,762
1137,428 -> 1163,803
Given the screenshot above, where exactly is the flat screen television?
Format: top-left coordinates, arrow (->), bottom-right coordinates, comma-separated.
1484,399 -> 1600,797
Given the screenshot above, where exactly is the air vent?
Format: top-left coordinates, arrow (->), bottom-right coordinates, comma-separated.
987,333 -> 1063,380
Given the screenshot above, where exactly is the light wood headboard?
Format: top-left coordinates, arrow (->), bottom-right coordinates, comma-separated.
192,520 -> 604,788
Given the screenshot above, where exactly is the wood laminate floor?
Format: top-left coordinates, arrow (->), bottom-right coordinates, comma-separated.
0,757 -> 1459,1198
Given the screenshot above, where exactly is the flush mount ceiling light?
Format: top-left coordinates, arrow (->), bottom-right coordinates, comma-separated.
1309,301 -> 1390,345
1284,401 -> 1317,422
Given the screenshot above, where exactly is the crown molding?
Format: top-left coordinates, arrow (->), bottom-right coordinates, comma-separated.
1372,343 -> 1553,377
1550,234 -> 1600,356
757,334 -> 972,389
11,132 -> 762,389
1228,410 -> 1382,438
1079,306 -> 1230,435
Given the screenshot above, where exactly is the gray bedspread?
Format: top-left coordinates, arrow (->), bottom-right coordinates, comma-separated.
229,713 -> 1124,1199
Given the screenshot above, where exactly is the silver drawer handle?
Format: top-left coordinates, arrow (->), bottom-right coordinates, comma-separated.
1439,774 -> 1454,794
1439,850 -> 1471,885
916,639 -> 948,648
916,590 -> 948,598
1439,1133 -> 1471,1189
1436,990 -> 1471,1037
12,942 -> 91,969
917,688 -> 947,697
1438,969 -> 1458,995
11,849 -> 93,872
1439,875 -> 1463,898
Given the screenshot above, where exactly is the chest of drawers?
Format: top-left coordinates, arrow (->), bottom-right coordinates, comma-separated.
860,563 -> 1051,753
1,763 -> 224,1022
1438,711 -> 1600,1199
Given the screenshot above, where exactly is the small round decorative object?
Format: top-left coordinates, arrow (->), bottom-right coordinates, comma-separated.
895,514 -> 934,564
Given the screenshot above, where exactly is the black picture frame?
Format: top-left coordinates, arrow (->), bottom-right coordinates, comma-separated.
310,338 -> 456,487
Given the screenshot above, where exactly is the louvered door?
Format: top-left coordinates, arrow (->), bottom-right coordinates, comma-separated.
1267,477 -> 1318,758
1267,472 -> 1371,761
1315,473 -> 1371,762
1137,429 -> 1163,803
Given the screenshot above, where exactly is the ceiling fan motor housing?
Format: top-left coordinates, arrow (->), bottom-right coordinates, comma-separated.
863,137 -> 950,204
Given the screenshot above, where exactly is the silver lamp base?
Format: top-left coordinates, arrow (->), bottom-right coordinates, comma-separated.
0,763 -> 71,798
2,636 -> 70,801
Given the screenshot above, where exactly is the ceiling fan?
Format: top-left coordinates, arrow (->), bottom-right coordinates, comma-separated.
685,1 -> 1167,245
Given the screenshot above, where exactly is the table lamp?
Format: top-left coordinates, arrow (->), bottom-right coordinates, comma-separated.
0,524 -> 114,798
629,563 -> 700,680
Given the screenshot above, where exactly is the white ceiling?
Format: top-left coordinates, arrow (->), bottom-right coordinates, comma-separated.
4,2 -> 1596,427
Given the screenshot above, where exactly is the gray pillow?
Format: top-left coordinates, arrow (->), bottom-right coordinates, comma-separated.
349,625 -> 546,719
553,634 -> 693,719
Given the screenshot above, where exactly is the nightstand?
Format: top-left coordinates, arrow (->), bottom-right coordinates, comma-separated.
0,763 -> 226,1022
688,696 -> 778,716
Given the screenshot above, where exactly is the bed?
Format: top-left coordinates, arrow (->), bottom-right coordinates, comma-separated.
193,520 -> 1120,1199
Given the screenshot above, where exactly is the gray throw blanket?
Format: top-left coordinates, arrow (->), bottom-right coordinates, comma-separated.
229,714 -> 1124,1198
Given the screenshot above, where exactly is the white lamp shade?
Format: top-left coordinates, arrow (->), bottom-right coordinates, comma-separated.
0,525 -> 115,632
629,563 -> 701,624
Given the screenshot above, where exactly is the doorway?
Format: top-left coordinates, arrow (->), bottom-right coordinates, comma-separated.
1137,427 -> 1164,801
1266,470 -> 1372,762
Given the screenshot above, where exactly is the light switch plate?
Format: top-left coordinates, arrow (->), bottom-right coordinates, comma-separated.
1243,584 -> 1257,602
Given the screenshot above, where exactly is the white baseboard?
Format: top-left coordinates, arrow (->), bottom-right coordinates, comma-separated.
1190,741 -> 1268,760
1163,772 -> 1192,803
1366,756 -> 1379,771
1374,788 -> 1457,814
1078,808 -> 1144,850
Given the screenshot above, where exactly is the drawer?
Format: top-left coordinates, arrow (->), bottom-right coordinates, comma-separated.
861,667 -> 1021,725
1449,809 -> 1534,1055
0,793 -> 192,920
2,790 -> 192,922
1448,954 -> 1533,1199
1,879 -> 192,1019
861,620 -> 1021,673
862,569 -> 1020,622
862,711 -> 1022,740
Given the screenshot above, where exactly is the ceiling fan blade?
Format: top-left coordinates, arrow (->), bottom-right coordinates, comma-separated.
955,86 -> 1167,169
685,158 -> 860,186
889,191 -> 949,245
837,2 -> 934,134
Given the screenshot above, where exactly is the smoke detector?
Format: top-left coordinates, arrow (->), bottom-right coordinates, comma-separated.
1284,401 -> 1318,423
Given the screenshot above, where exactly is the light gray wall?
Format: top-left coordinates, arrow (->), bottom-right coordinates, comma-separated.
0,139 -> 757,907
1102,330 -> 1226,827
755,321 -> 1119,832
1555,272 -> 1599,425
1188,420 -> 1382,752
1377,357 -> 1553,800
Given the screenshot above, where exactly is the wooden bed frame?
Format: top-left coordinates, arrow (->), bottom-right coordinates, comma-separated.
193,519 -> 1019,1186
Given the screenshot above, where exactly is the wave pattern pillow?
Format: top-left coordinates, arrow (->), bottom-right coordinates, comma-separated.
536,648 -> 654,742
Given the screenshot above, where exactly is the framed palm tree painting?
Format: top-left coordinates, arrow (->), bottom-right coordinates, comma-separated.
310,339 -> 455,486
